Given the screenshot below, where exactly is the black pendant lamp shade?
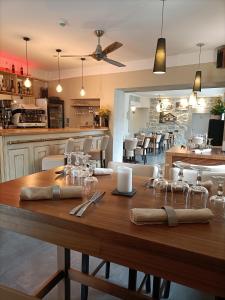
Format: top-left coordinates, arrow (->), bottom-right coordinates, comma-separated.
193,70 -> 202,92
192,43 -> 204,92
153,37 -> 166,74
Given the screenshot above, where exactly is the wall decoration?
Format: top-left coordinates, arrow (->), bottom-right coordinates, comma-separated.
175,99 -> 189,111
159,112 -> 177,123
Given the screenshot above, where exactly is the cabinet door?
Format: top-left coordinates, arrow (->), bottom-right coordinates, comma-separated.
8,148 -> 30,180
33,145 -> 50,172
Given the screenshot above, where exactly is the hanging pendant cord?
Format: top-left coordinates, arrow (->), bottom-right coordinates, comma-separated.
198,45 -> 202,66
26,40 -> 29,76
160,0 -> 165,37
58,53 -> 61,83
81,59 -> 84,88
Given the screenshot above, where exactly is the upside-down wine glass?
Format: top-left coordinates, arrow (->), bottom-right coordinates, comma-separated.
171,164 -> 189,208
153,164 -> 168,203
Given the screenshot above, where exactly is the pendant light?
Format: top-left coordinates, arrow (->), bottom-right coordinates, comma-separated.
193,43 -> 204,92
56,49 -> 63,93
23,37 -> 32,88
80,57 -> 86,97
153,0 -> 166,74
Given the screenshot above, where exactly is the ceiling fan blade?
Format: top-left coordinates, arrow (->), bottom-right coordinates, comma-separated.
53,54 -> 91,58
102,42 -> 123,55
103,57 -> 126,67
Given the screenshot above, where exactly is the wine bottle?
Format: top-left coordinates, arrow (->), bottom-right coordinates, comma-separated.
20,66 -> 23,75
12,64 -> 15,73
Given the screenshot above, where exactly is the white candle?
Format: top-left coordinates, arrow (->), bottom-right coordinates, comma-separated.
117,166 -> 132,193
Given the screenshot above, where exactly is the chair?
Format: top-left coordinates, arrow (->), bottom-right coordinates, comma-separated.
88,135 -> 109,167
134,137 -> 151,164
192,136 -> 204,145
42,137 -> 93,171
124,138 -> 138,161
108,161 -> 158,178
163,132 -> 170,149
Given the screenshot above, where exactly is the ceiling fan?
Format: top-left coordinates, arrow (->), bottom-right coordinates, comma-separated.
59,30 -> 126,67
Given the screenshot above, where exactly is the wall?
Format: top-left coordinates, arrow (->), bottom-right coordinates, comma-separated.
48,62 -> 225,133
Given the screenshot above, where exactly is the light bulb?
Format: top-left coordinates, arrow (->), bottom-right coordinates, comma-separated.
56,83 -> 63,93
80,87 -> 86,97
131,106 -> 136,113
189,93 -> 197,107
24,77 -> 32,88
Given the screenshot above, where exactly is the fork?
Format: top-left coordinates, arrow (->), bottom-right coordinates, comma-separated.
69,191 -> 100,215
75,192 -> 105,217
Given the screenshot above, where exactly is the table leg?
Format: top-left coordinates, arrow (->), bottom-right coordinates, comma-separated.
81,254 -> 89,300
57,246 -> 71,300
128,268 -> 137,291
152,276 -> 161,300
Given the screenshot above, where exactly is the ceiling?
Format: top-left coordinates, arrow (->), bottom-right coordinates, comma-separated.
0,0 -> 225,71
134,87 -> 225,98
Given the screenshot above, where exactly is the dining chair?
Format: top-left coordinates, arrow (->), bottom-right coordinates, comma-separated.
88,135 -> 109,167
124,138 -> 138,161
163,132 -> 170,149
42,137 -> 94,171
134,137 -> 151,164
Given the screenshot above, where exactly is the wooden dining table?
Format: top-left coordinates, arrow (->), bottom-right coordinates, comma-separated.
0,168 -> 225,300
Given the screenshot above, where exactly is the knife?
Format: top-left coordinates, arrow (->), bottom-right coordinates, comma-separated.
75,192 -> 105,217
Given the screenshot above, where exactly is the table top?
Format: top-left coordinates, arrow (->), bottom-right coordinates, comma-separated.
166,146 -> 225,159
0,168 -> 225,296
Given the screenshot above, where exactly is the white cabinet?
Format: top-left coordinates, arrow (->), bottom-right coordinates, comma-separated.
33,145 -> 50,172
8,147 -> 30,180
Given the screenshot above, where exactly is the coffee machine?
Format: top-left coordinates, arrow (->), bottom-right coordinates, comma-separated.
11,103 -> 47,128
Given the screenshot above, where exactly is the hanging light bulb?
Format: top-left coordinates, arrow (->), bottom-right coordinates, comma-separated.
80,57 -> 86,97
56,49 -> 63,93
193,43 -> 204,92
23,37 -> 32,88
189,92 -> 197,107
153,0 -> 166,74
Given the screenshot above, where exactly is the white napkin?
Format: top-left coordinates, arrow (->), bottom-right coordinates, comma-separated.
94,168 -> 113,175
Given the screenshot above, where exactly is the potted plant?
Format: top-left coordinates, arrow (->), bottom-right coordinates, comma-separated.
99,107 -> 110,127
210,99 -> 225,120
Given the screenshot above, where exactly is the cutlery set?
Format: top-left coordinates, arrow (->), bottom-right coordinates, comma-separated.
69,191 -> 105,217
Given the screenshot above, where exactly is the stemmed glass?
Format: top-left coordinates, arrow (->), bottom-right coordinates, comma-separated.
64,152 -> 73,175
210,176 -> 225,203
207,138 -> 213,149
153,164 -> 168,202
188,166 -> 209,209
171,165 -> 189,207
83,160 -> 98,197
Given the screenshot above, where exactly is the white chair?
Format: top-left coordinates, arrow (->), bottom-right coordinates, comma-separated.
192,136 -> 204,145
171,164 -> 225,185
88,135 -> 109,168
124,138 -> 138,161
108,161 -> 158,178
163,132 -> 170,149
42,137 -> 93,171
135,137 -> 151,164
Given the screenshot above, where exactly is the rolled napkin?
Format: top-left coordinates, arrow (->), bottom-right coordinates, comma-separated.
20,185 -> 83,201
94,168 -> 113,176
130,207 -> 214,226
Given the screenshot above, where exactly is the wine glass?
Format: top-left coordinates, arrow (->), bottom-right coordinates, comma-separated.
188,166 -> 209,209
207,138 -> 213,149
64,152 -> 73,175
153,164 -> 168,202
210,176 -> 225,219
83,160 -> 98,197
171,166 -> 189,208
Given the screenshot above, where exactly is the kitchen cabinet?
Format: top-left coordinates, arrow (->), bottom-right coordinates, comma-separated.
8,147 -> 30,180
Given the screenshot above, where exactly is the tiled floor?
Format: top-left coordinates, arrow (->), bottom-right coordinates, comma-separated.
0,229 -> 214,300
135,151 -> 166,166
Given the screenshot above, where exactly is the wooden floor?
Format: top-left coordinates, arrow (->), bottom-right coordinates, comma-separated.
0,229 -> 214,300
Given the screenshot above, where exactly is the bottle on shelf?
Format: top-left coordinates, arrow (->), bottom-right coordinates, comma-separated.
12,64 -> 15,73
20,66 -> 23,75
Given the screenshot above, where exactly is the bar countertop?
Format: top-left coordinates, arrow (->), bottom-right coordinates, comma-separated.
0,127 -> 109,137
166,146 -> 225,160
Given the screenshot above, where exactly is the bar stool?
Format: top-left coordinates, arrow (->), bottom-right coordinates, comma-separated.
42,137 -> 93,171
88,135 -> 109,167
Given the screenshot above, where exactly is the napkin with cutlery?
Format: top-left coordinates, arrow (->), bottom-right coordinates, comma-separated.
130,207 -> 213,226
94,168 -> 113,176
20,185 -> 83,201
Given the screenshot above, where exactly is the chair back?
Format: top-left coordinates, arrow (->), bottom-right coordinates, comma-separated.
156,134 -> 162,143
192,136 -> 204,145
164,132 -> 170,139
83,137 -> 93,154
143,137 -> 151,149
65,138 -> 76,153
108,161 -> 158,178
124,138 -> 138,151
100,135 -> 110,151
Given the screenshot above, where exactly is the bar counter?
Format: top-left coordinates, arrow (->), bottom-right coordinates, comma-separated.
165,146 -> 225,178
0,127 -> 109,182
0,127 -> 108,136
